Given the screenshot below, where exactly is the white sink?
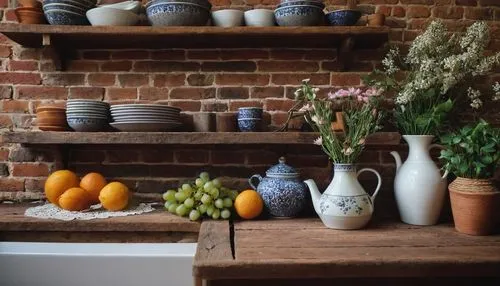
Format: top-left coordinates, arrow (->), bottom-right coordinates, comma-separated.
0,242 -> 197,286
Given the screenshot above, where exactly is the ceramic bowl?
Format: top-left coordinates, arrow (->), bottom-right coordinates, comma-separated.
99,0 -> 142,14
86,7 -> 139,26
244,9 -> 275,27
43,0 -> 94,10
146,2 -> 210,26
238,107 -> 263,119
145,0 -> 211,10
238,118 -> 262,132
67,117 -> 108,132
18,0 -> 43,9
36,105 -> 65,113
326,9 -> 361,26
274,5 -> 325,26
44,9 -> 90,25
37,116 -> 68,126
15,9 -> 46,24
277,1 -> 325,9
211,9 -> 244,27
43,3 -> 87,15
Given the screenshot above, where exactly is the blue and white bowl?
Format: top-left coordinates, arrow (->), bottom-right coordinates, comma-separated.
67,117 -> 108,132
145,0 -> 212,11
274,5 -> 325,26
238,107 -> 263,120
238,118 -> 262,132
326,9 -> 362,26
277,1 -> 325,9
146,2 -> 210,26
43,0 -> 96,10
43,3 -> 87,15
44,9 -> 90,25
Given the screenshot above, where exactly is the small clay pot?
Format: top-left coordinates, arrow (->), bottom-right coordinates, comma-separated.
36,116 -> 68,127
18,0 -> 43,9
449,177 -> 500,236
15,8 -> 46,24
193,112 -> 215,132
366,13 -> 385,27
216,112 -> 236,132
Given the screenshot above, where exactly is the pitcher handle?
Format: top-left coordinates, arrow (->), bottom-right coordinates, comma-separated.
357,168 -> 382,203
249,175 -> 262,190
429,144 -> 449,180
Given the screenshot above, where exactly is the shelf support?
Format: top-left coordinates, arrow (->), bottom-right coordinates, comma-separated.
42,33 -> 66,71
337,36 -> 355,71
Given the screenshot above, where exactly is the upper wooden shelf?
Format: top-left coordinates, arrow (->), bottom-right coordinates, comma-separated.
0,131 -> 401,145
0,24 -> 389,49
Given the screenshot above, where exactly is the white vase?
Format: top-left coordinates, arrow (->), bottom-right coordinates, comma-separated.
304,164 -> 382,230
390,135 -> 449,226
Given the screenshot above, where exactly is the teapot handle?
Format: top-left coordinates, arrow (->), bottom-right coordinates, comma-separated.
357,168 -> 382,203
429,144 -> 449,180
249,175 -> 262,190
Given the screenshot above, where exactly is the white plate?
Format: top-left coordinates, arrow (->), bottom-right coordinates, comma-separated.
110,122 -> 182,132
112,115 -> 180,121
112,119 -> 180,123
110,106 -> 180,112
111,109 -> 179,115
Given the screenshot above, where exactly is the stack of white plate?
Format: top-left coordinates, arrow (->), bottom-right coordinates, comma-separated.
110,104 -> 182,132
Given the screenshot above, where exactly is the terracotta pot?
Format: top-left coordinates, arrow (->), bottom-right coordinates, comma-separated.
36,110 -> 66,119
36,116 -> 68,127
15,8 -> 46,24
216,112 -> 236,132
367,13 -> 385,27
449,177 -> 500,236
36,105 -> 66,113
18,0 -> 43,9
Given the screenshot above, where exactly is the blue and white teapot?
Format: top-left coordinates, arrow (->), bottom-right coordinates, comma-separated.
249,157 -> 308,218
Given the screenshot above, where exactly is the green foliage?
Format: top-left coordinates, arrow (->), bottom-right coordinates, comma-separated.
439,120 -> 500,179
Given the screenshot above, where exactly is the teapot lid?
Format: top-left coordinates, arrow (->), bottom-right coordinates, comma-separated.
266,157 -> 299,178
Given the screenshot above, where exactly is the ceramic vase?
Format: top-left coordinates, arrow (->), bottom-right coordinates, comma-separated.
390,135 -> 448,226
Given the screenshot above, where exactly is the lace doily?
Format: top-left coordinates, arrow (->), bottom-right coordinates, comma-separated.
25,203 -> 156,221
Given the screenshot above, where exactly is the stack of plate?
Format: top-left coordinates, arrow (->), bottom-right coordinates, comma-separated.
66,100 -> 110,132
110,104 -> 182,132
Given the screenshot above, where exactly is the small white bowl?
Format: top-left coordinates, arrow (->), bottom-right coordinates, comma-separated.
86,7 -> 139,26
211,9 -> 244,27
244,9 -> 275,27
99,0 -> 142,14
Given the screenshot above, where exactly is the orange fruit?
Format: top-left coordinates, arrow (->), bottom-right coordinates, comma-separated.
80,172 -> 107,203
58,187 -> 91,211
234,190 -> 264,219
99,182 -> 129,211
44,170 -> 80,206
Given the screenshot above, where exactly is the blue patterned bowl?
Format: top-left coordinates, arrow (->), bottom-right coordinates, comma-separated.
274,5 -> 325,26
326,9 -> 361,26
44,9 -> 90,25
146,2 -> 210,26
238,107 -> 263,120
43,4 -> 87,15
276,1 -> 325,9
238,118 -> 261,132
67,117 -> 108,132
43,0 -> 95,10
146,0 -> 212,11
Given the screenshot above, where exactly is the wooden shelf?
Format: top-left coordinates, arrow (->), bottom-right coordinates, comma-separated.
0,24 -> 389,49
0,131 -> 400,145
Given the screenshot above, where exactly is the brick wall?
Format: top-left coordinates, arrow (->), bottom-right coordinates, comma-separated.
0,1 -> 499,215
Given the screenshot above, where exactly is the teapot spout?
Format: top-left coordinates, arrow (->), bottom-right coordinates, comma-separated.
304,179 -> 321,214
390,151 -> 402,172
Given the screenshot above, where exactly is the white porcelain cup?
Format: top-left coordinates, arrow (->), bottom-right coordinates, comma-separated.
211,9 -> 244,27
244,9 -> 275,27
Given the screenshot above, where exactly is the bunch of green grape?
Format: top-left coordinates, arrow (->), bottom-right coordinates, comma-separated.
162,172 -> 239,221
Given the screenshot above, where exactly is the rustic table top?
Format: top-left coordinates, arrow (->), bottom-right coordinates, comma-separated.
193,218 -> 500,280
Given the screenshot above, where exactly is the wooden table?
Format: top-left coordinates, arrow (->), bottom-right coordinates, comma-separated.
0,203 -> 200,243
193,219 -> 500,286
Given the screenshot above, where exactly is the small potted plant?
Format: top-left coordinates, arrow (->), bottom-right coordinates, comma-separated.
439,83 -> 500,236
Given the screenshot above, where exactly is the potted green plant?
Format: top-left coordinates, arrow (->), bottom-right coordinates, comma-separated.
363,21 -> 500,226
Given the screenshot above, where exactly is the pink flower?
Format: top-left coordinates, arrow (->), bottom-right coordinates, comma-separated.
347,87 -> 362,97
364,88 -> 381,97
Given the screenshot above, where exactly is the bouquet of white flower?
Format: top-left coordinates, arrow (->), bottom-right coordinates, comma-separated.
364,21 -> 500,135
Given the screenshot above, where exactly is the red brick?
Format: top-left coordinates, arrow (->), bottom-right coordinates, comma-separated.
220,49 -> 269,60
0,45 -> 11,58
0,149 -> 9,161
169,100 -> 201,112
101,61 -> 133,72
88,74 -> 116,86
0,114 -> 12,128
0,86 -> 13,99
154,74 -> 186,87
287,154 -> 329,168
217,87 -> 249,99
1,100 -> 29,113
25,178 -> 45,192
479,0 -> 500,6
228,100 -> 263,111
201,61 -> 257,72
385,18 -> 407,28
82,51 -> 110,60
271,73 -> 330,85
408,18 -> 430,30
42,73 -> 85,86
12,163 -> 49,177
187,74 -> 214,86
331,73 -> 361,86
464,7 -> 494,19
151,50 -> 186,60
358,0 -> 399,3
215,74 -> 269,85
246,150 -> 279,165
407,6 -> 431,18
8,60 -> 38,71
257,61 -> 319,72
142,149 -> 174,163
250,87 -> 284,99
12,114 -> 34,129
17,86 -> 68,100
201,102 -> 228,112
392,6 -> 406,17
211,150 -> 245,165
304,50 -> 337,60
106,150 -> 140,163
0,72 -> 41,84
134,61 -> 200,72
187,50 -> 220,60
209,0 -> 232,5
270,49 -> 308,60
118,74 -> 149,87
0,178 -> 25,192
70,150 -> 106,163
170,87 -> 215,100
66,60 -> 99,72
69,87 -> 105,100
400,0 -> 433,3
106,88 -> 137,100
456,0 -> 478,5
138,87 -> 169,100
404,30 -> 420,42
433,6 -> 464,19
175,150 -> 209,163
265,98 -> 296,111
389,30 -> 404,41
377,6 -> 392,16
111,50 -> 150,60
